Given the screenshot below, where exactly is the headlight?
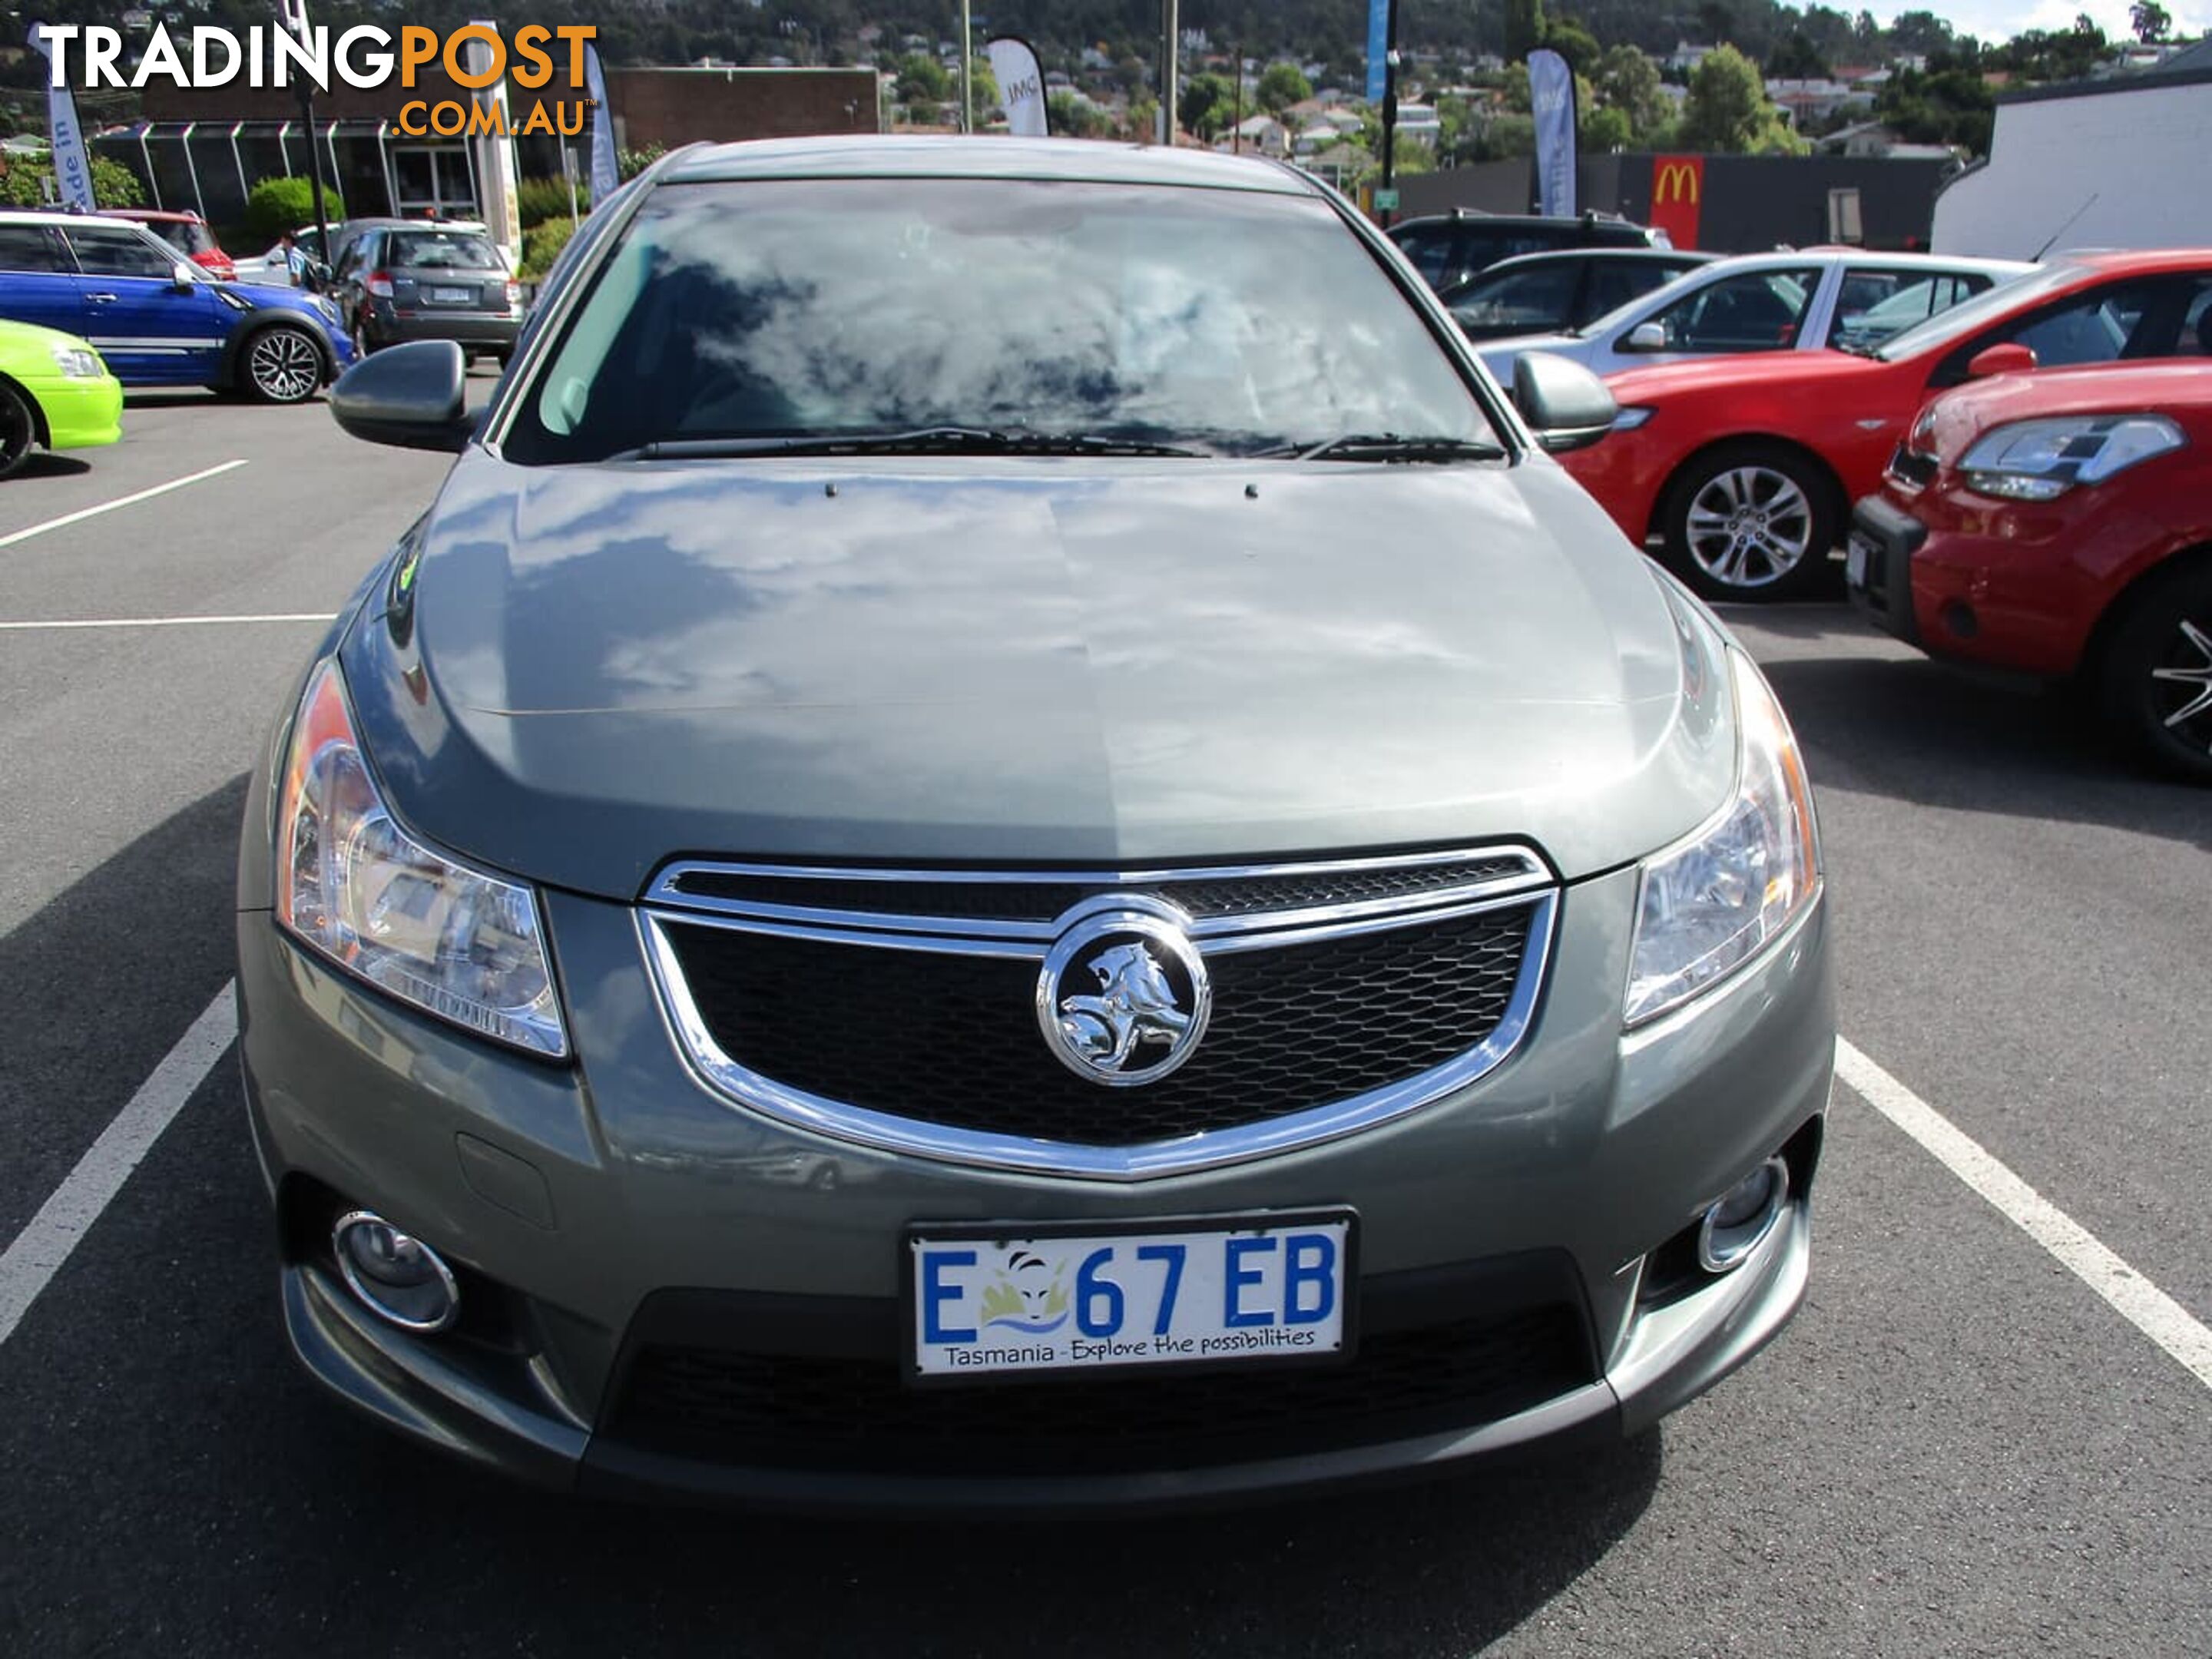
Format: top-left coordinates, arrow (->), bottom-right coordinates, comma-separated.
1625,651 -> 1820,1026
275,659 -> 568,1057
1958,413 -> 2184,502
48,345 -> 102,378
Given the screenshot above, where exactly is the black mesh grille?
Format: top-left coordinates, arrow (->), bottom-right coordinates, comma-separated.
662,903 -> 1537,1147
609,1305 -> 1593,1475
1886,445 -> 1938,492
662,854 -> 1537,925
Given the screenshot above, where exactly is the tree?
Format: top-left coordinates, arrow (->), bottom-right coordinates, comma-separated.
1180,72 -> 1237,141
1047,91 -> 1111,139
1582,105 -> 1632,150
1767,31 -> 1830,78
2130,0 -> 2171,41
1256,62 -> 1312,118
1680,43 -> 1804,153
1697,2 -> 1735,45
1595,45 -> 1670,139
0,152 -> 143,211
895,53 -> 950,108
1542,17 -> 1601,71
1504,0 -> 1545,63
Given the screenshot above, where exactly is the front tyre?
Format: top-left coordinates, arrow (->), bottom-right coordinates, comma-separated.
2098,558 -> 2212,785
0,382 -> 36,478
1663,442 -> 1839,602
243,323 -> 325,405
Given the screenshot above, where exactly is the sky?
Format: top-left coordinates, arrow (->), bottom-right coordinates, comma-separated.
1907,0 -> 2207,44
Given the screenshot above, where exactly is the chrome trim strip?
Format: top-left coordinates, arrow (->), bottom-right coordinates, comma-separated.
638,889 -> 1557,1182
645,844 -> 1553,941
644,885 -> 1545,961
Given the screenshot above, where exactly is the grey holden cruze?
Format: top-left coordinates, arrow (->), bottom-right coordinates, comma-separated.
237,137 -> 1833,1508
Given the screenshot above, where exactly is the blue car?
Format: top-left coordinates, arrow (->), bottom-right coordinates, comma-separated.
0,209 -> 353,404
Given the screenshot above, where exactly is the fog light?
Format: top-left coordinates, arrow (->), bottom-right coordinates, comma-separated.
1696,1157 -> 1790,1274
333,1210 -> 460,1333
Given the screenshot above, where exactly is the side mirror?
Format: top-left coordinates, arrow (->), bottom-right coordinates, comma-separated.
1624,320 -> 1668,352
1514,352 -> 1618,454
1965,341 -> 2037,379
329,339 -> 473,453
171,260 -> 196,290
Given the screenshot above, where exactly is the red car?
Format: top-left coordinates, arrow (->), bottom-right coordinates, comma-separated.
1563,250 -> 2212,601
1847,360 -> 2212,783
108,209 -> 236,282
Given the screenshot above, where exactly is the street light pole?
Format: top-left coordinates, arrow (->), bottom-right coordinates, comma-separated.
1160,0 -> 1179,145
960,0 -> 972,133
1379,0 -> 1401,227
280,0 -> 331,279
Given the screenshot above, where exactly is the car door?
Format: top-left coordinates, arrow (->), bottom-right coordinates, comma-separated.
329,230 -> 377,333
0,224 -> 91,339
61,224 -> 227,386
1606,266 -> 1826,369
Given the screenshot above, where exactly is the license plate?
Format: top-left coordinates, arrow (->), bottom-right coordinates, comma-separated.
1846,531 -> 1876,588
907,1214 -> 1353,1379
429,286 -> 475,303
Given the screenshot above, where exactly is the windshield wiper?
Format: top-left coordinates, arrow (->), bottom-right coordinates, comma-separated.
1254,433 -> 1509,464
605,426 -> 1211,462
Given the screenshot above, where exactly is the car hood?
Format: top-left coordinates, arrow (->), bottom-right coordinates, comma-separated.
1606,348 -> 1872,403
339,452 -> 1739,899
223,278 -> 321,310
1923,361 -> 2212,459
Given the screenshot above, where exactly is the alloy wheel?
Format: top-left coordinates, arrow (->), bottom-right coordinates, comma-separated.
1684,465 -> 1815,591
247,328 -> 321,404
2150,615 -> 2212,757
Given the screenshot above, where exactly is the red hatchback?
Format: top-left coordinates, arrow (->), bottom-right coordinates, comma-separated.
1564,250 -> 2212,601
108,209 -> 236,282
1848,360 -> 2212,783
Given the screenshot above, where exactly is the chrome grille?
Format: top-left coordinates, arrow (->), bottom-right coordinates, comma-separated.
641,847 -> 1557,1180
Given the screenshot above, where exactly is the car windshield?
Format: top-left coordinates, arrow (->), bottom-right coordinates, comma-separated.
1874,262 -> 2081,360
507,177 -> 1495,464
388,230 -> 502,270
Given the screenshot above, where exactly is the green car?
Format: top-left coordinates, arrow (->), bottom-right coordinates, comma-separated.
0,318 -> 123,478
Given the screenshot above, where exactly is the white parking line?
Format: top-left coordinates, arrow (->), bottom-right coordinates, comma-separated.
0,984 -> 236,1349
1836,1038 -> 2212,1391
0,614 -> 333,631
0,459 -> 250,551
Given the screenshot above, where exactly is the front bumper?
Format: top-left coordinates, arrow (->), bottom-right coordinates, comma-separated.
238,863 -> 1833,1510
25,373 -> 123,451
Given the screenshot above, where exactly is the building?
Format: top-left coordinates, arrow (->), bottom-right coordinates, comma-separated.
94,62 -> 879,234
1933,38 -> 2212,259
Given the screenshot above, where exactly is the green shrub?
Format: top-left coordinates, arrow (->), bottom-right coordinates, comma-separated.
515,175 -> 587,229
517,214 -> 577,283
243,176 -> 344,245
617,144 -> 665,182
0,151 -> 144,209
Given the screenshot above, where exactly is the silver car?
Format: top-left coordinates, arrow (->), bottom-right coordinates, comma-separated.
237,137 -> 1834,1509
1479,248 -> 2033,383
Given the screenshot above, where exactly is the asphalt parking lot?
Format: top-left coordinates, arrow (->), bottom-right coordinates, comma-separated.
2,390 -> 2207,1657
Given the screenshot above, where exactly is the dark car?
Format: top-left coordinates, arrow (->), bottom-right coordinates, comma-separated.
333,224 -> 521,362
245,137 -> 1835,1511
1389,209 -> 1670,293
1439,248 -> 1715,343
0,210 -> 353,402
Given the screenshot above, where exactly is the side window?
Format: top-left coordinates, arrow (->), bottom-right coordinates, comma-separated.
66,228 -> 178,280
2180,282 -> 2212,356
1449,262 -> 1579,332
1934,280 -> 2159,385
1584,259 -> 1684,319
1646,267 -> 1822,352
0,225 -> 70,273
1392,230 -> 1455,288
338,233 -> 376,278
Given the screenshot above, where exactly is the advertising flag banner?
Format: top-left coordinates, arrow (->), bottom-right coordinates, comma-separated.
1366,0 -> 1389,103
1529,48 -> 1577,219
584,39 -> 619,202
985,37 -> 1048,137
1647,154 -> 1706,250
27,23 -> 95,211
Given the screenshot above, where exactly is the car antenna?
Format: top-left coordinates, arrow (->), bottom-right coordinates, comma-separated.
2032,193 -> 2100,262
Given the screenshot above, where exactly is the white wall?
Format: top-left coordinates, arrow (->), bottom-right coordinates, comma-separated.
1934,81 -> 2212,259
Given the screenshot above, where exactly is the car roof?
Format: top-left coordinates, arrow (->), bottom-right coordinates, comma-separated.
0,210 -> 160,233
1389,210 -> 1647,231
2052,247 -> 2212,275
1476,247 -> 1716,273
109,207 -> 201,221
1681,248 -> 2031,276
664,135 -> 1320,196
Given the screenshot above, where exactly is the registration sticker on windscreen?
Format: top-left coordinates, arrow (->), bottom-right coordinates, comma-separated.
906,1214 -> 1353,1379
